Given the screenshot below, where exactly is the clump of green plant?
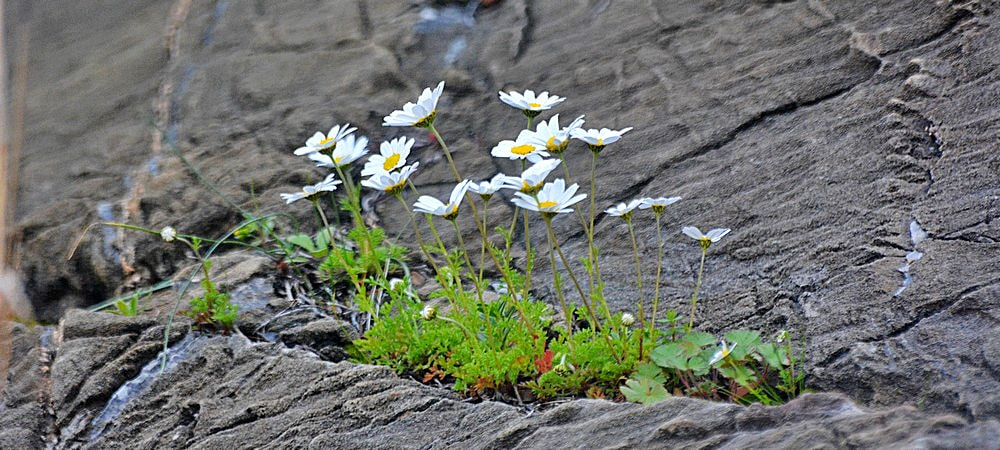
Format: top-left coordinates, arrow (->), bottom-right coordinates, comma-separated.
278,81 -> 806,405
111,291 -> 141,317
72,224 -> 239,334
183,261 -> 237,333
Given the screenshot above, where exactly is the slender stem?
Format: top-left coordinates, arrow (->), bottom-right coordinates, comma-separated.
333,164 -> 374,271
428,124 -> 462,182
505,205 -> 520,258
521,206 -> 532,307
451,218 -> 483,302
585,150 -> 612,323
526,115 -> 534,131
478,199 -> 489,281
313,199 -> 363,295
546,216 -> 619,360
688,248 -> 707,331
544,217 -> 599,331
423,123 -> 534,335
558,155 -> 590,234
626,216 -> 646,359
425,215 -> 447,263
438,316 -> 479,349
333,164 -> 364,229
544,216 -> 574,339
394,194 -> 440,275
652,212 -> 664,326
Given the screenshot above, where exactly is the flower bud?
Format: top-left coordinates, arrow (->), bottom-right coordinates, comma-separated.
160,226 -> 177,242
621,312 -> 635,326
420,304 -> 437,321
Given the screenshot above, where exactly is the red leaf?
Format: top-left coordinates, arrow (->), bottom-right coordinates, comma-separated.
535,349 -> 554,374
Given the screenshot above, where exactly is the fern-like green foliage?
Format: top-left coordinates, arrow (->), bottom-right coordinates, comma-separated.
186,270 -> 238,333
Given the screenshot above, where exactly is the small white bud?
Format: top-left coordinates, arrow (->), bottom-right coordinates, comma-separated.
160,226 -> 177,242
621,312 -> 635,326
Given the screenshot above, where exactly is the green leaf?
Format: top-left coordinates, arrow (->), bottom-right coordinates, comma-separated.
635,362 -> 667,384
620,375 -> 670,405
718,364 -> 757,387
681,331 -> 717,348
286,234 -> 317,252
725,330 -> 761,348
725,330 -> 761,359
756,343 -> 784,370
650,343 -> 688,370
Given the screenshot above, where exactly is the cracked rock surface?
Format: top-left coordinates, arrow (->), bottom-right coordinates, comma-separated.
5,0 -> 1000,442
4,311 -> 1000,448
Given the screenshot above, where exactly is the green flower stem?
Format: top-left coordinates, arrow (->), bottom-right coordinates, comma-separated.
421,123 -> 535,335
394,193 -> 441,276
625,216 -> 647,359
558,155 -> 591,235
426,213 -> 468,313
545,215 -> 620,360
312,199 -> 364,295
526,115 -> 534,132
504,205 -> 520,258
437,316 -> 480,350
688,247 -> 708,331
478,198 -> 489,282
428,123 -> 462,183
543,216 -> 600,332
585,150 -> 613,323
426,122 -> 492,278
332,164 -> 364,229
450,218 -> 484,303
521,206 -> 532,310
651,212 -> 665,327
544,216 -> 574,340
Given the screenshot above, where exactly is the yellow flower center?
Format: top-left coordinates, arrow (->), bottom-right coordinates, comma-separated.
511,144 -> 535,156
318,137 -> 336,147
596,138 -> 605,146
383,153 -> 401,170
539,200 -> 558,209
546,136 -> 558,150
529,102 -> 542,108
334,156 -> 344,164
385,180 -> 406,193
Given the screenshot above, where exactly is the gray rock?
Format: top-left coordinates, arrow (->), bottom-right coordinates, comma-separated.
6,0 -> 999,435
3,312 -> 998,448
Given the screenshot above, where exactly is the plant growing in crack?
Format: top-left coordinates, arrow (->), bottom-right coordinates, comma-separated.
270,81 -> 807,405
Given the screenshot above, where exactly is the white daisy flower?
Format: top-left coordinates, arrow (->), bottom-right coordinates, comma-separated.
682,226 -> 732,250
160,226 -> 177,242
511,179 -> 586,216
604,199 -> 643,219
500,159 -> 561,194
571,127 -> 633,152
420,304 -> 437,320
309,134 -> 369,168
293,123 -> 357,156
708,340 -> 737,366
362,137 -> 414,176
639,196 -> 682,215
523,114 -> 585,155
491,129 -> 551,163
621,312 -> 635,326
361,163 -> 419,195
413,180 -> 472,220
383,81 -> 445,128
498,89 -> 565,114
279,174 -> 342,204
467,173 -> 507,200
